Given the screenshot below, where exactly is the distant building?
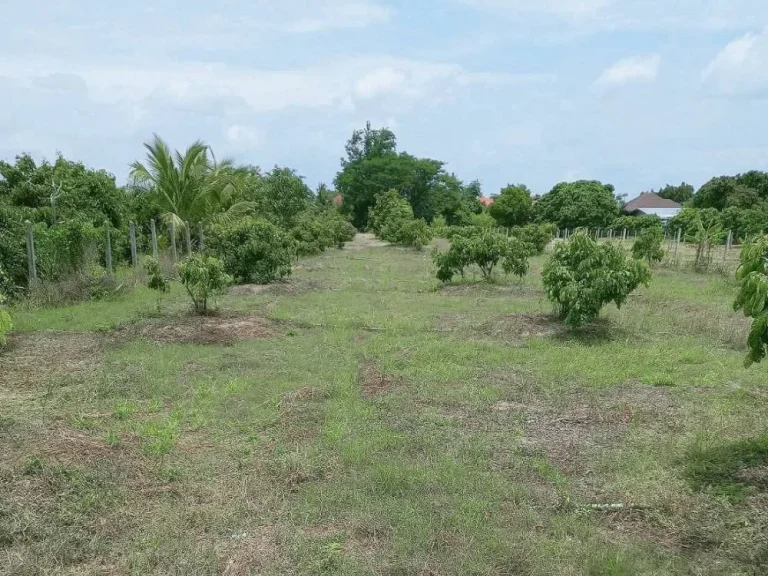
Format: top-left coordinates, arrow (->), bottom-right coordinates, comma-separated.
479,196 -> 495,207
332,194 -> 343,206
623,192 -> 682,221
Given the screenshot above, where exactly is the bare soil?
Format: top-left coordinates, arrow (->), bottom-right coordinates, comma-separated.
123,313 -> 280,345
359,362 -> 402,397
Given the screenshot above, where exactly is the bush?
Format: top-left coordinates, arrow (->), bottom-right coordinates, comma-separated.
292,211 -> 356,255
385,218 -> 433,250
206,217 -> 295,284
632,227 -> 665,265
431,215 -> 448,238
733,236 -> 768,366
612,214 -> 663,234
469,212 -> 496,229
177,254 -> 232,314
511,223 -> 554,255
368,190 -> 413,236
668,208 -> 723,242
433,231 -> 530,282
543,232 -> 651,327
144,257 -> 170,294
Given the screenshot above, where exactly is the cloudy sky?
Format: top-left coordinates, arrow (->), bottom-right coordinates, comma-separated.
1,1 -> 767,197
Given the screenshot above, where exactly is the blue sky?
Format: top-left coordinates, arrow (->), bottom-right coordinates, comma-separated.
1,1 -> 767,198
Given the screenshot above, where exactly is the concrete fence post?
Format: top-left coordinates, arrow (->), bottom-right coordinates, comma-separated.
169,221 -> 178,264
150,219 -> 159,259
104,220 -> 113,274
129,222 -> 138,267
198,221 -> 205,251
184,220 -> 192,255
25,220 -> 37,286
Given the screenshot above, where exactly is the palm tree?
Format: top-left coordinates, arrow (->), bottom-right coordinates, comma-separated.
129,134 -> 252,227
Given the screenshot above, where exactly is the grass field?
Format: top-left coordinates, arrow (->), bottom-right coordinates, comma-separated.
2,235 -> 767,575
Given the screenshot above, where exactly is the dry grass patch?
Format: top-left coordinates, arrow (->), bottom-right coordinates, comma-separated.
220,526 -> 286,576
438,312 -> 559,342
359,362 -> 403,397
0,331 -> 105,389
122,313 -> 280,346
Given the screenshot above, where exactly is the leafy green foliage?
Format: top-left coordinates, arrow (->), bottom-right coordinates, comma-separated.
510,223 -> 554,255
535,180 -> 620,230
176,254 -> 231,314
206,217 -> 295,284
488,184 -> 533,227
612,214 -> 663,233
733,236 -> 768,366
387,218 -> 433,250
143,257 -> 170,294
656,182 -> 694,204
368,190 -> 413,236
259,167 -> 313,228
720,205 -> 768,241
469,211 -> 496,229
632,227 -> 665,265
130,135 -> 252,228
433,231 -> 530,282
291,210 -> 356,255
693,171 -> 768,210
543,232 -> 651,327
668,207 -> 723,242
335,123 -> 478,228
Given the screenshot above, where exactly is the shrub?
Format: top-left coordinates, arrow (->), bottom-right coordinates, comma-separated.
433,231 -> 530,282
431,215 -> 448,238
469,212 -> 496,229
385,218 -> 433,250
668,208 -> 723,242
733,236 -> 768,366
368,190 -> 413,236
144,257 -> 170,294
177,254 -> 231,314
206,217 -> 295,284
511,223 -> 554,255
292,212 -> 336,257
632,227 -> 665,265
613,214 -> 663,234
543,232 -> 651,327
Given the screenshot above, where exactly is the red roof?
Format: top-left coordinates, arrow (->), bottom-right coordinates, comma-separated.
624,192 -> 681,212
479,196 -> 495,207
332,194 -> 343,205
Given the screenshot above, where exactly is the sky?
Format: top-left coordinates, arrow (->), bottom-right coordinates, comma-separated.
1,1 -> 768,198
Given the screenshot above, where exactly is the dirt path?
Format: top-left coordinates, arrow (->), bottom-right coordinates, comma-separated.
345,232 -> 388,250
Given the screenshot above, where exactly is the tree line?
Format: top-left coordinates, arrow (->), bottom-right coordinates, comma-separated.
2,122 -> 768,297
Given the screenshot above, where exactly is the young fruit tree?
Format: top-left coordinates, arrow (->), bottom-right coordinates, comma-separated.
144,257 -> 171,311
433,231 -> 530,282
632,226 -> 665,265
733,236 -> 768,366
176,254 -> 232,315
543,232 -> 651,327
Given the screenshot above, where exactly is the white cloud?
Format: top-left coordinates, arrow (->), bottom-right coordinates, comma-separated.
0,56 -> 513,114
703,27 -> 768,95
453,0 -> 768,31
288,1 -> 393,33
596,54 -> 660,86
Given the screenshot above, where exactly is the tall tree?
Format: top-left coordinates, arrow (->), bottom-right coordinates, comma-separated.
342,121 -> 397,166
489,184 -> 533,228
129,134 -> 250,227
657,182 -> 694,204
535,180 -> 619,229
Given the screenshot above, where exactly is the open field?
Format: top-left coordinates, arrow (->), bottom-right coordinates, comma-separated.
2,235 -> 767,575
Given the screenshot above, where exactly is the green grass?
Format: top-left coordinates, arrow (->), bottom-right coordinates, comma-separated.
1,238 -> 767,575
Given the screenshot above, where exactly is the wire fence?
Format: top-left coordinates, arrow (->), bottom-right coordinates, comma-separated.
554,227 -> 741,275
21,218 -> 203,287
